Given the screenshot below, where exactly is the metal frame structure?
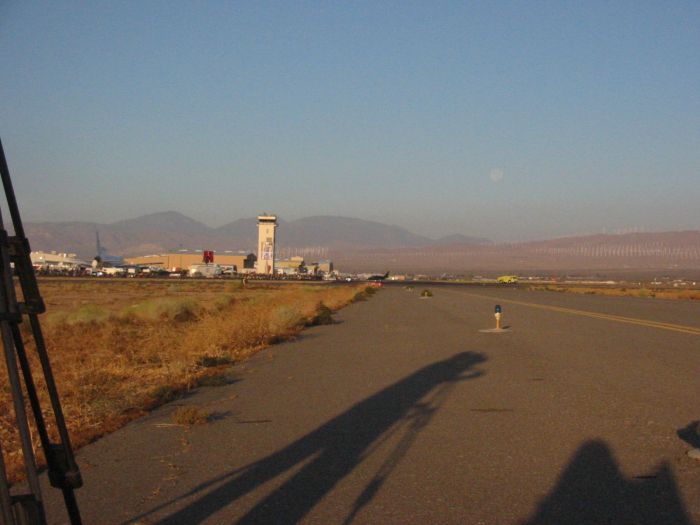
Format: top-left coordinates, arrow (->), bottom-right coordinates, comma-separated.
0,138 -> 82,524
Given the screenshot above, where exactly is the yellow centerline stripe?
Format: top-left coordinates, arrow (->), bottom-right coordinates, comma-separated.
458,291 -> 700,336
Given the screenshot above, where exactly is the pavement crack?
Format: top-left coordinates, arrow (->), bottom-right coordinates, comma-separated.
470,408 -> 515,413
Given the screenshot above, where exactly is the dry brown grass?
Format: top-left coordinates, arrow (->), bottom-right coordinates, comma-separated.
171,406 -> 210,426
528,284 -> 700,301
1,279 -> 370,482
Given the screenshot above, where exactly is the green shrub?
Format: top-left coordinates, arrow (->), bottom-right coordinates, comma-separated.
213,294 -> 236,311
309,302 -> 334,326
196,354 -> 234,368
64,305 -> 109,325
197,374 -> 229,387
123,298 -> 200,322
270,306 -> 305,332
149,385 -> 180,405
420,289 -> 433,298
352,291 -> 367,302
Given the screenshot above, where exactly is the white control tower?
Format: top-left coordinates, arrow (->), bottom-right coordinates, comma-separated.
256,214 -> 278,275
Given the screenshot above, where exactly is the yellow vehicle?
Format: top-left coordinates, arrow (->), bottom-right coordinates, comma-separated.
497,275 -> 518,284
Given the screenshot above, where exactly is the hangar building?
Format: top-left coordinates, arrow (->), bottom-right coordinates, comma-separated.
125,251 -> 256,272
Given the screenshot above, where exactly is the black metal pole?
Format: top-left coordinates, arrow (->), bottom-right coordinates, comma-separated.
0,137 -> 83,524
0,438 -> 16,524
0,137 -> 27,239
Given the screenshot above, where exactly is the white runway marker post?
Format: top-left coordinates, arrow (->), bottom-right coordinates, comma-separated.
479,304 -> 511,333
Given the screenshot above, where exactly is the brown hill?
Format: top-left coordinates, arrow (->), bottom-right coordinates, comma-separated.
333,231 -> 700,274
24,212 -> 484,259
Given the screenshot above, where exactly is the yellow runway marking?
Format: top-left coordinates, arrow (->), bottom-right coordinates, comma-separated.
460,292 -> 700,336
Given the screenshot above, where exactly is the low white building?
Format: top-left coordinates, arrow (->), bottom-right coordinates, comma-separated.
188,264 -> 223,278
101,267 -> 126,276
31,251 -> 89,270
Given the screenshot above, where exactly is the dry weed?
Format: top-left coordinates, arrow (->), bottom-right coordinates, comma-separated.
530,285 -> 700,300
0,280 -> 370,482
171,406 -> 209,426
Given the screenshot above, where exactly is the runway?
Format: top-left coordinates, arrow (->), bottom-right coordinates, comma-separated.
43,285 -> 700,524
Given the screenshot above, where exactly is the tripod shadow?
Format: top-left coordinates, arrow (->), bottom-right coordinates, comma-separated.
521,440 -> 693,525
130,351 -> 486,525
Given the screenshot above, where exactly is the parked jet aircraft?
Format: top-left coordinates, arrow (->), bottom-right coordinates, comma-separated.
94,230 -> 124,266
367,271 -> 390,282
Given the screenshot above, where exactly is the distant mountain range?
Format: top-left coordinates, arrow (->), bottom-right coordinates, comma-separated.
24,212 -> 700,274
24,211 -> 491,259
334,231 -> 700,274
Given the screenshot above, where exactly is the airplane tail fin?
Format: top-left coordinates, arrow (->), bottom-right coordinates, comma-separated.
384,271 -> 390,279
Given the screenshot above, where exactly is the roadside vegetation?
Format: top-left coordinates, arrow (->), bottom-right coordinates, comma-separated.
528,284 -> 700,301
0,279 -> 371,482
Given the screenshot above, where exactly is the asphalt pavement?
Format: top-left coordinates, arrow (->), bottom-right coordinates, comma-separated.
42,285 -> 700,524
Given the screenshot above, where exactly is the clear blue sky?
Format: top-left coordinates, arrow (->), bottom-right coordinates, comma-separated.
1,1 -> 698,241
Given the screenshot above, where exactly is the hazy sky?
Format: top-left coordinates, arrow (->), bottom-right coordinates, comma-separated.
1,2 -> 698,241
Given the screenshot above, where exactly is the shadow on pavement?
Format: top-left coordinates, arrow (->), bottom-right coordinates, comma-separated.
521,440 -> 693,525
130,351 -> 486,525
678,420 -> 700,449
